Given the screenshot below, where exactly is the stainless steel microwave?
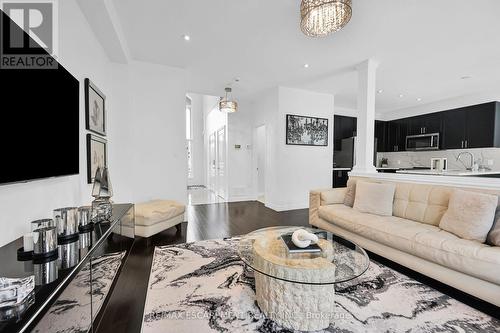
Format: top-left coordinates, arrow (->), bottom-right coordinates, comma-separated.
406,133 -> 439,151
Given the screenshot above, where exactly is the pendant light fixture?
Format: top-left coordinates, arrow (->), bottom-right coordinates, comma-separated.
219,87 -> 238,113
300,0 -> 352,37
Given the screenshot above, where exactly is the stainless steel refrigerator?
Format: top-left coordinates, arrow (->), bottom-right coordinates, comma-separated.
332,136 -> 378,187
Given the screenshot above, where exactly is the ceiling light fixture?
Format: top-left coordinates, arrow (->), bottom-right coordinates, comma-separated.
304,63 -> 310,68
377,89 -> 383,94
399,94 -> 404,98
182,34 -> 191,41
300,0 -> 352,37
416,98 -> 422,102
219,87 -> 238,113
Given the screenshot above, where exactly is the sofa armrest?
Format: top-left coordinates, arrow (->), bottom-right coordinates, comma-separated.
309,188 -> 347,226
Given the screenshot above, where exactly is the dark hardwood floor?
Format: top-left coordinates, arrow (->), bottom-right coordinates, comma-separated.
95,201 -> 309,333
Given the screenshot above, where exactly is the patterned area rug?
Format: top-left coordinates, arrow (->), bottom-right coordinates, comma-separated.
33,251 -> 125,333
142,239 -> 500,332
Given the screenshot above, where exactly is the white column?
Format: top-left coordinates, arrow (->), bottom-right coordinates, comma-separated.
352,59 -> 378,174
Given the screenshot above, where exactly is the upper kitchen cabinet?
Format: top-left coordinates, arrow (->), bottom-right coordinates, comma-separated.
441,108 -> 467,149
466,102 -> 500,148
442,102 -> 500,149
386,119 -> 407,152
407,113 -> 442,136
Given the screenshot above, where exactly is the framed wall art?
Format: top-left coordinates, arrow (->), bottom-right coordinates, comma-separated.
86,134 -> 107,184
85,78 -> 106,136
286,114 -> 328,146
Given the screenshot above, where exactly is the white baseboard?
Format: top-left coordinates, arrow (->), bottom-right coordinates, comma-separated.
265,201 -> 308,212
227,195 -> 257,203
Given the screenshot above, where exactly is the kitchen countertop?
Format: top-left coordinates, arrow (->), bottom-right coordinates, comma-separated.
396,169 -> 500,176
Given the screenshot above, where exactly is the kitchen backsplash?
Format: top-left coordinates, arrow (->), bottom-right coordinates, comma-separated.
377,148 -> 500,171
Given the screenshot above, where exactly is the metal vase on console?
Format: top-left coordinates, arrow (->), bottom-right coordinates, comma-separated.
78,206 -> 93,232
32,226 -> 58,285
53,207 -> 79,242
32,227 -> 57,257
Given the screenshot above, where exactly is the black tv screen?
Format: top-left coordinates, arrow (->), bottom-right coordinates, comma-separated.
0,11 -> 79,185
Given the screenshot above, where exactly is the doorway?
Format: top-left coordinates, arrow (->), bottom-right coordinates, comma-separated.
255,125 -> 266,203
216,126 -> 227,199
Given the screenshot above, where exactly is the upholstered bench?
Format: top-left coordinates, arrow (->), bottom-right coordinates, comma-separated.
135,200 -> 186,238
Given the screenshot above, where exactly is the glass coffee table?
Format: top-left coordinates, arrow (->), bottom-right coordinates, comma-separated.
238,226 -> 369,331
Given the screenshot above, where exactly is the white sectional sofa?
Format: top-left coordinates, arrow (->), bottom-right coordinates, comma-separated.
309,177 -> 500,307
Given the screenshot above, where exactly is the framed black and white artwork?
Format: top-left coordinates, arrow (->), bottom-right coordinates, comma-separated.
86,134 -> 107,184
286,114 -> 328,146
85,78 -> 106,136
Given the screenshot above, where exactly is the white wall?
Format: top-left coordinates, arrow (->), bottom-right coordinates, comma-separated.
271,87 -> 334,210
0,1 -> 187,246
126,62 -> 187,204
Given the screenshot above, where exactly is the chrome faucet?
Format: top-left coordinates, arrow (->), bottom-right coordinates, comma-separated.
456,151 -> 475,171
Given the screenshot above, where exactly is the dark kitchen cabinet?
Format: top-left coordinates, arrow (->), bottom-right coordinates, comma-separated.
442,108 -> 467,149
466,103 -> 499,148
387,119 -> 407,152
407,113 -> 442,136
422,112 -> 442,134
442,102 -> 500,149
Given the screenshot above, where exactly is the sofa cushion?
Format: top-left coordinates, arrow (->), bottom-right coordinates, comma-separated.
135,200 -> 185,226
439,189 -> 497,243
413,230 -> 500,285
392,183 -> 451,226
486,210 -> 500,246
318,204 -> 438,254
343,179 -> 357,207
320,188 -> 347,205
353,181 -> 395,216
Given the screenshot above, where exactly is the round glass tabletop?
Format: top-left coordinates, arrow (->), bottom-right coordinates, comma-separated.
238,226 -> 369,285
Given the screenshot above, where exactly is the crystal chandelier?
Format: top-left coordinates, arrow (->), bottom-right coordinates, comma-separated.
219,87 -> 238,113
300,0 -> 352,37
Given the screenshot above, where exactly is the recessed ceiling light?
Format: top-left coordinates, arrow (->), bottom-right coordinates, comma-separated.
303,63 -> 310,68
416,97 -> 422,102
377,89 -> 383,94
182,34 -> 191,41
399,94 -> 404,98
461,75 -> 471,80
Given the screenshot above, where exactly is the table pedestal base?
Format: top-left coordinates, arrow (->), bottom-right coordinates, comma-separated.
255,272 -> 335,331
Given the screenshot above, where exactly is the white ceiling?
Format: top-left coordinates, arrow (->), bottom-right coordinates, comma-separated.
112,0 -> 500,113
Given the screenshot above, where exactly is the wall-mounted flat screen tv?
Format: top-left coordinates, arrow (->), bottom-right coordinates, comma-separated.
0,11 -> 79,185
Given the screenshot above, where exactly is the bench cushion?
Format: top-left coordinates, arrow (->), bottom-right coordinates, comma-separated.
135,200 -> 185,226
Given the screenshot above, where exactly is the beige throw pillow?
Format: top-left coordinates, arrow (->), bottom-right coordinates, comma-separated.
439,189 -> 498,243
343,179 -> 356,207
486,210 -> 500,246
353,181 -> 396,216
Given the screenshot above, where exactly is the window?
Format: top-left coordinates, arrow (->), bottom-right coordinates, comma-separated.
186,96 -> 193,179
186,97 -> 192,140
